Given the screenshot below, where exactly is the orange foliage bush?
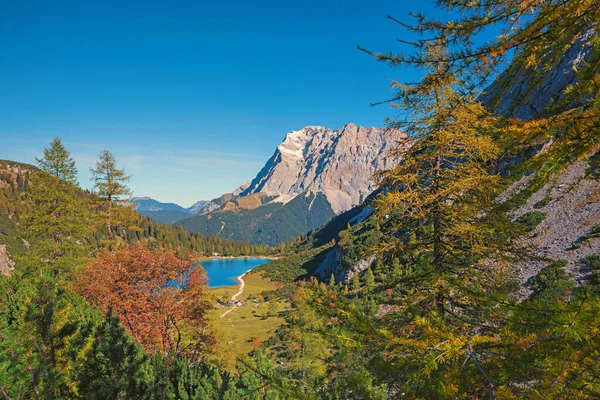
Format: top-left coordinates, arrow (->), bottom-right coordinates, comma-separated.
75,243 -> 213,359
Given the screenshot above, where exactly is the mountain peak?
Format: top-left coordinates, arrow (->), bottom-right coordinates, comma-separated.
242,123 -> 407,213
277,127 -> 317,160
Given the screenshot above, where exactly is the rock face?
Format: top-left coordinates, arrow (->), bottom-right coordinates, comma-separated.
241,123 -> 406,213
480,26 -> 596,120
509,161 -> 600,282
0,245 -> 14,275
480,27 -> 600,282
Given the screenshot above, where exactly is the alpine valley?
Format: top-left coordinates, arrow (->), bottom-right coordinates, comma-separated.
2,2 -> 600,399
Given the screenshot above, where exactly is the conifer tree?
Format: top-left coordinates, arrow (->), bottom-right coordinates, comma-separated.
362,0 -> 600,171
375,66 -> 517,309
0,270 -> 98,398
90,150 -> 130,202
36,137 -> 78,184
364,267 -> 375,291
19,172 -> 94,277
90,150 -> 133,241
351,273 -> 361,293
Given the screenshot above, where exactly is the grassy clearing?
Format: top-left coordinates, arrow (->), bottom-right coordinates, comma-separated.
208,270 -> 281,301
207,271 -> 289,357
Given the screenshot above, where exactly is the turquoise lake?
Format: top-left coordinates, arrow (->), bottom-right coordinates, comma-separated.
198,258 -> 272,288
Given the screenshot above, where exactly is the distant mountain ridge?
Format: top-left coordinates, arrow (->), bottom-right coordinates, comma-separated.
132,197 -> 209,224
175,123 -> 406,245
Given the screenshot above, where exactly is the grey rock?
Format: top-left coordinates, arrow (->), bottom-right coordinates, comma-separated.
187,200 -> 209,215
0,245 -> 14,275
512,160 -> 600,282
480,26 -> 596,120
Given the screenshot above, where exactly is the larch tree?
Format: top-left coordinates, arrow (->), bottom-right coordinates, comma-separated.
90,150 -> 130,202
374,54 -> 517,308
309,1 -> 600,397
35,137 -> 78,185
361,0 -> 600,177
90,150 -> 133,241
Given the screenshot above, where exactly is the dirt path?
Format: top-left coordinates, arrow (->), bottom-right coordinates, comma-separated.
220,272 -> 247,318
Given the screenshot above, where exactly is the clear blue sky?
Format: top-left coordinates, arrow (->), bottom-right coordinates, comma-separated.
0,0 -> 445,206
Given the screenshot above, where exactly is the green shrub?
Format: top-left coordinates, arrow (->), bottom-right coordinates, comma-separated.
582,225 -> 600,241
516,211 -> 546,231
581,255 -> 600,296
570,226 -> 600,250
528,260 -> 574,304
582,254 -> 600,270
533,196 -> 552,209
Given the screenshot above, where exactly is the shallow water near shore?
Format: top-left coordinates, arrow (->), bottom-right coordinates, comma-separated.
199,258 -> 272,288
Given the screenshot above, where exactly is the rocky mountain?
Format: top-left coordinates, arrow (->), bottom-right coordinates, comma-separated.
132,196 -> 209,224
176,124 -> 406,245
240,123 -> 404,213
187,200 -> 209,215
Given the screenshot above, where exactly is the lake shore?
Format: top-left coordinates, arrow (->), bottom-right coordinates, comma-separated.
196,255 -> 279,262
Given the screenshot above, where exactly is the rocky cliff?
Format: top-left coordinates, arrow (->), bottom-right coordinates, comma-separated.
241,123 -> 405,213
480,26 -> 595,120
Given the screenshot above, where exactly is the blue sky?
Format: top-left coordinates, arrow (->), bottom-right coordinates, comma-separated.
0,0 -> 444,206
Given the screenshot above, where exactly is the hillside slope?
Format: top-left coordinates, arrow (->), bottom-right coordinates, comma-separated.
177,192 -> 335,246
0,161 -> 271,264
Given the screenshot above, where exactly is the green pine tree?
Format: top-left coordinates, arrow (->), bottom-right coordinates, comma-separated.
90,150 -> 131,202
35,137 -> 78,184
351,273 -> 361,293
364,267 -> 375,291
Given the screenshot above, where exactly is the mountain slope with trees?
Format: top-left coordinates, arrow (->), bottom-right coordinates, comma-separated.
255,2 -> 600,398
2,1 -> 600,398
177,124 -> 405,245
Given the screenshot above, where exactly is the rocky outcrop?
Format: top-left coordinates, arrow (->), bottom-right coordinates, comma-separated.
0,245 -> 14,275
316,247 -> 375,284
480,26 -> 596,120
509,160 -> 600,281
